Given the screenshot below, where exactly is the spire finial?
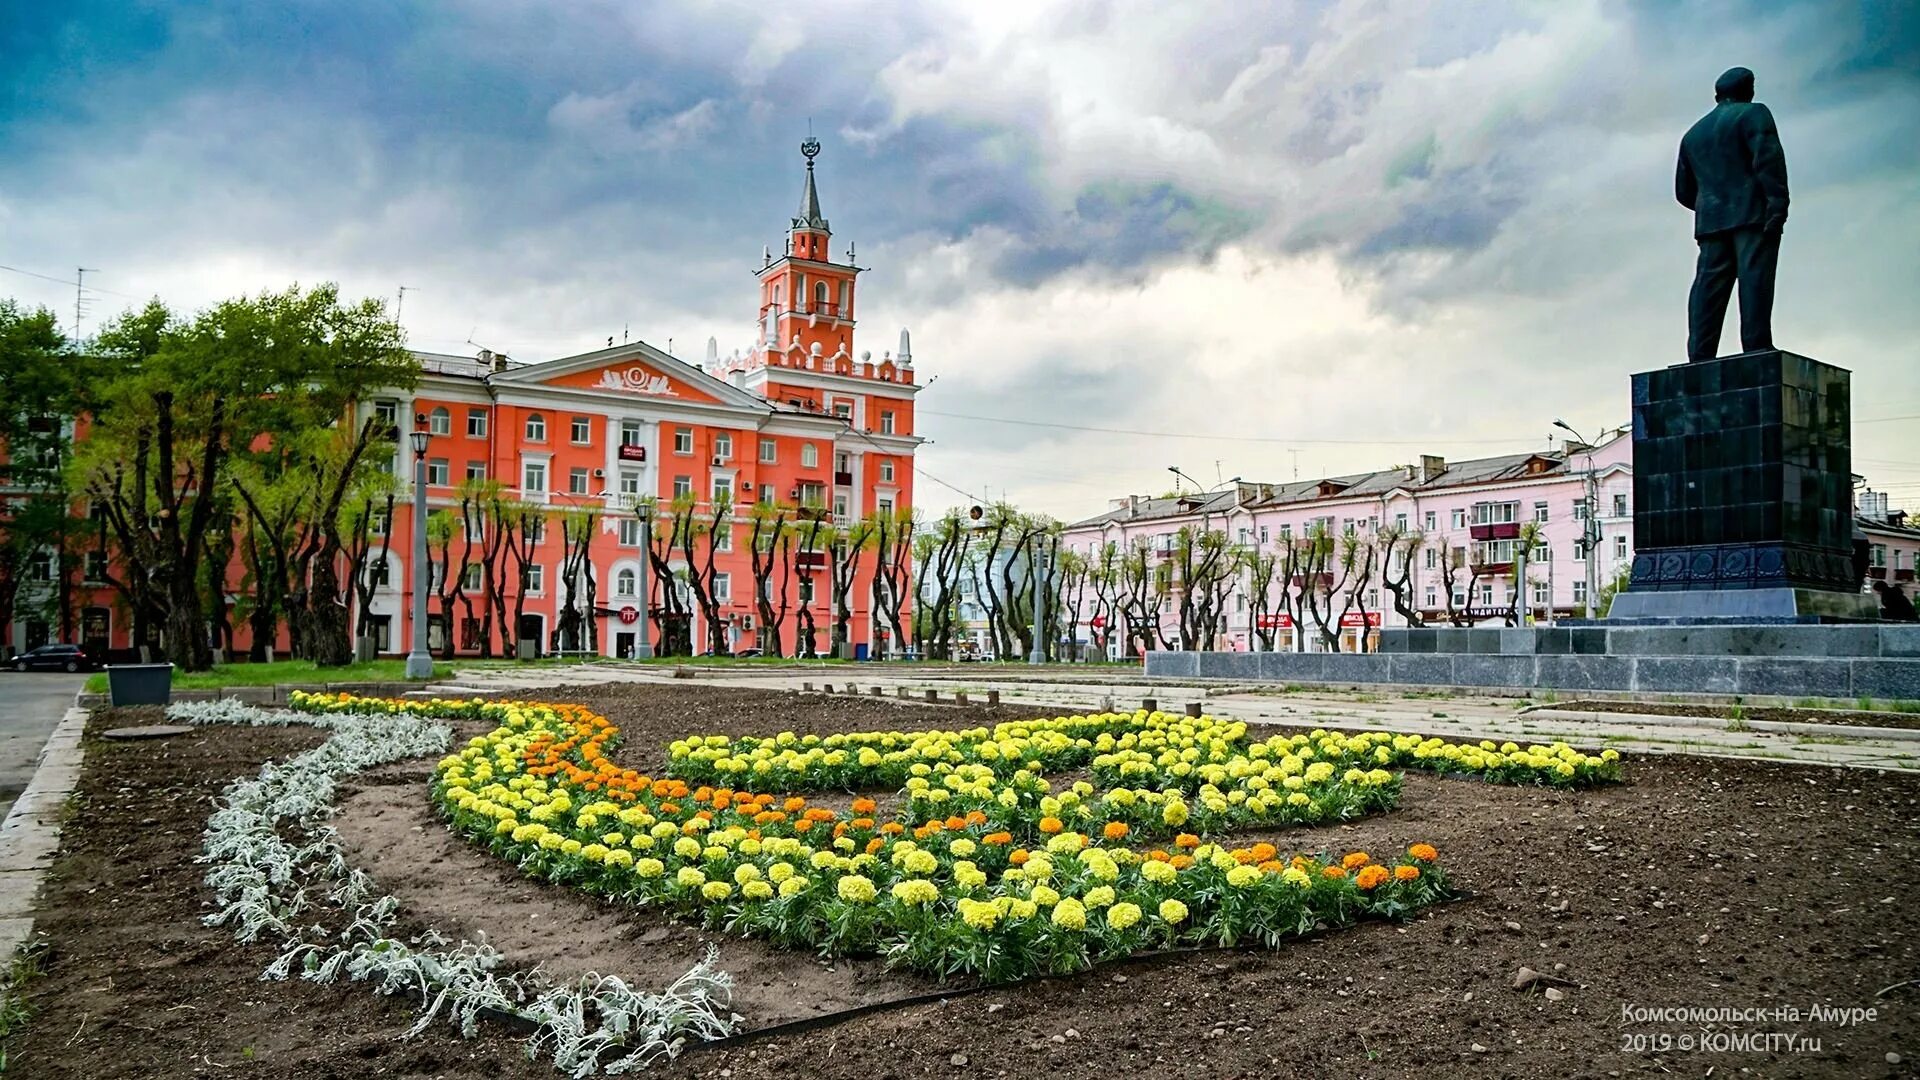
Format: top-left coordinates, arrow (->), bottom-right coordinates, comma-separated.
793,132 -> 829,233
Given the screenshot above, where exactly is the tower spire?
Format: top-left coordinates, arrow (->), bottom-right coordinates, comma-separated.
793,136 -> 829,234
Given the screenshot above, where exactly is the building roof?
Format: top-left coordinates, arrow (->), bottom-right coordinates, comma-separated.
1067,433 -> 1628,530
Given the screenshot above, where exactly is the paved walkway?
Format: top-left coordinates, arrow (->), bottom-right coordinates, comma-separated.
0,673 -> 89,819
430,664 -> 1920,773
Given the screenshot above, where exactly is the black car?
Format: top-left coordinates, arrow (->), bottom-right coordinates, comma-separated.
12,644 -> 96,672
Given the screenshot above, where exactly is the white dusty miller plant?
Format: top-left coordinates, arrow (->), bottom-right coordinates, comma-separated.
176,698 -> 738,1075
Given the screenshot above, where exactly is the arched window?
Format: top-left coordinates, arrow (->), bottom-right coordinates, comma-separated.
815,282 -> 830,310
525,412 -> 546,442
428,407 -> 451,435
615,567 -> 637,598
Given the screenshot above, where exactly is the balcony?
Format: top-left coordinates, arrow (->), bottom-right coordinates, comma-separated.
1468,521 -> 1522,542
1289,572 -> 1335,590
1897,567 -> 1916,583
833,470 -> 855,487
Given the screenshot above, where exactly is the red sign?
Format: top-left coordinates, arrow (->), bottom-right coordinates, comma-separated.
1089,615 -> 1106,629
617,606 -> 639,625
1256,613 -> 1293,629
618,444 -> 647,462
1339,611 -> 1383,628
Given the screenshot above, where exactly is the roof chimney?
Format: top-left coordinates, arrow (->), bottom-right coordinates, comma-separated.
1419,454 -> 1446,483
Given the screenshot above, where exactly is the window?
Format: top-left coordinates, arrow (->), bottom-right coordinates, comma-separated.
1450,509 -> 1466,530
1533,580 -> 1551,604
569,467 -> 590,495
528,517 -> 546,545
800,444 -> 819,469
615,567 -> 637,597
368,510 -> 391,537
1452,590 -> 1466,607
759,438 -> 777,464
877,497 -> 893,516
1278,523 -> 1292,540
1424,587 -> 1437,608
798,481 -> 825,506
1341,518 -> 1355,536
1479,584 -> 1494,606
1614,535 -> 1628,560
832,401 -> 852,419
83,551 -> 107,582
833,494 -> 849,519
714,525 -> 733,552
373,400 -> 400,432
1424,549 -> 1438,570
674,427 -> 693,455
371,558 -> 391,588
1258,526 -> 1269,544
880,411 -> 895,435
1573,537 -> 1587,562
426,459 -> 450,486
879,459 -> 895,483
1533,500 -> 1549,523
618,519 -> 642,547
712,475 -> 734,501
525,564 -> 544,593
798,577 -> 816,603
1613,493 -> 1629,518
465,461 -> 487,482
1424,511 -> 1437,532
1573,500 -> 1589,521
835,451 -> 851,474
714,433 -> 732,460
1531,543 -> 1550,563
571,416 -> 591,444
525,413 -> 546,442
522,460 -> 547,493
1470,501 -> 1520,526
429,407 -> 451,436
467,408 -> 488,438
620,420 -> 643,448
714,573 -> 732,603
618,470 -> 642,498
1573,579 -> 1589,606
1394,512 -> 1408,532
673,475 -> 693,498
462,563 -> 483,590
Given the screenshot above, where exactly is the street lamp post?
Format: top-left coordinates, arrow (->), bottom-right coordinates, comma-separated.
405,430 -> 434,679
1027,544 -> 1051,665
1168,467 -> 1243,649
635,501 -> 654,660
1553,420 -> 1603,620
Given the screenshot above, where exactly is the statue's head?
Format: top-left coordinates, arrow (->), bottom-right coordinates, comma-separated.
1714,67 -> 1756,103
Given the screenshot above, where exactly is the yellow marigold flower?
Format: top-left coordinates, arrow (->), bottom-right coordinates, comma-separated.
581,844 -> 610,863
902,849 -> 938,875
1029,884 -> 1061,907
606,850 -> 634,869
891,879 -> 940,905
1226,865 -> 1262,888
734,864 -> 762,885
1281,866 -> 1312,888
635,858 -> 665,879
778,876 -> 810,898
767,861 -> 795,884
742,880 -> 775,901
601,832 -> 625,847
958,898 -> 1000,930
1051,897 -> 1088,930
1107,902 -> 1142,931
1210,850 -> 1239,872
948,838 -> 977,858
674,837 -> 702,860
1082,885 -> 1115,909
1162,800 -> 1189,827
1287,792 -> 1311,807
837,875 -> 877,903
701,881 -> 734,902
1157,898 -> 1189,925
676,867 -> 706,889
1141,860 -> 1177,885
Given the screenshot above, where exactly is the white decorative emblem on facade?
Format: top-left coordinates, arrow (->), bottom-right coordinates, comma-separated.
597,366 -> 678,396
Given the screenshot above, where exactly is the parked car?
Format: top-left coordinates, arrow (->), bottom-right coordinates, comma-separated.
12,644 -> 97,672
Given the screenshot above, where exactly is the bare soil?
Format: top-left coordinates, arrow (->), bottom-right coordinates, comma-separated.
9,684 -> 1918,1080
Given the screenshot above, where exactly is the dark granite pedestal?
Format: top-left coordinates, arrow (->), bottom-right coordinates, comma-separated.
1611,349 -> 1876,622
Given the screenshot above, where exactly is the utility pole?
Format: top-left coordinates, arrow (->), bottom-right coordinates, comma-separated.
74,268 -> 97,343
1027,543 -> 1050,664
1288,450 -> 1301,480
395,285 -> 414,325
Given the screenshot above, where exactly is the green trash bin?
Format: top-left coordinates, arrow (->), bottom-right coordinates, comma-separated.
106,663 -> 174,707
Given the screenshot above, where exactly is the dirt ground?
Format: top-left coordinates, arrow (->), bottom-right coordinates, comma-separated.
9,684 -> 1917,1079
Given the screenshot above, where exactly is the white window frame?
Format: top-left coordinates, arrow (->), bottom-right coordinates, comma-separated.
674,427 -> 694,455
524,413 -> 547,442
467,408 -> 488,438
428,407 -> 451,436
759,438 -> 777,464
522,459 -> 548,494
570,416 -> 591,445
800,444 -> 819,469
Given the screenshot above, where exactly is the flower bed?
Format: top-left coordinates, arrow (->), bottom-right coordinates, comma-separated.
291,693 -> 1618,985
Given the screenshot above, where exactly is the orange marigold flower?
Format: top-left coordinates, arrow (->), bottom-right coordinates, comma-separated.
1257,860 -> 1287,874
982,831 -> 1013,846
659,802 -> 681,815
1232,848 -> 1258,865
1322,866 -> 1348,880
866,837 -> 886,855
1009,849 -> 1031,866
832,823 -> 849,839
794,819 -> 816,833
1174,833 -> 1200,849
1341,851 -> 1372,870
1394,865 -> 1421,882
1355,864 -> 1390,891
965,810 -> 989,826
851,817 -> 875,830
1103,821 -> 1131,841
1250,843 -> 1277,862
851,797 -> 878,815
1038,817 -> 1064,835
1408,843 -> 1438,863
783,797 -> 808,814
881,822 -> 906,836
694,786 -> 715,803
1147,850 -> 1170,862
945,815 -> 967,831
1169,854 -> 1195,870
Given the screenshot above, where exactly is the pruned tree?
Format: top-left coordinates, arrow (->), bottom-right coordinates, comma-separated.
830,514 -> 880,655
746,499 -> 793,657
1171,524 -> 1235,651
1244,548 -> 1280,651
1053,547 -> 1091,662
643,498 -> 694,657
677,491 -> 731,656
913,511 -> 969,660
1377,525 -> 1427,628
868,508 -> 914,659
789,500 -> 831,658
556,506 -> 599,653
343,489 -> 398,654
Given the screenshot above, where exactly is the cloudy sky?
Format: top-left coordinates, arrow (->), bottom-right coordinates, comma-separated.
4,0 -> 1917,520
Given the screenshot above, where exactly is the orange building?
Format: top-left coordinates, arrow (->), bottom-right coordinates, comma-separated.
27,139 -> 922,661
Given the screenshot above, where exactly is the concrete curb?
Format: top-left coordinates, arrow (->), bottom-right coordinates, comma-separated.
0,702 -> 87,960
1522,707 -> 1920,743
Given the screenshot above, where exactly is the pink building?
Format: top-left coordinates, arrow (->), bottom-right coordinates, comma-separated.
1062,432 -> 1639,653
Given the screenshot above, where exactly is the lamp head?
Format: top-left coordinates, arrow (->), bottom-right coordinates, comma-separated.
408,431 -> 430,455
1552,419 -> 1572,432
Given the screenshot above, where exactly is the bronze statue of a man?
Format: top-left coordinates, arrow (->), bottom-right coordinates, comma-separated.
1676,66 -> 1789,363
